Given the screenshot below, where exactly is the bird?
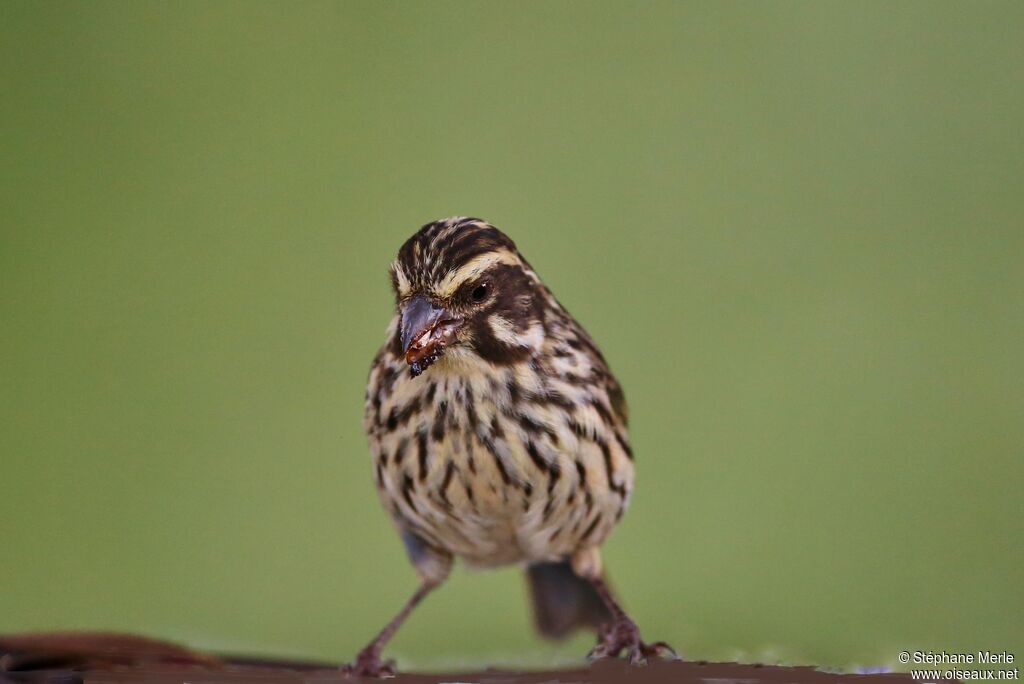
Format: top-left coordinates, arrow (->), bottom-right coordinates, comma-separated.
345,217 -> 676,677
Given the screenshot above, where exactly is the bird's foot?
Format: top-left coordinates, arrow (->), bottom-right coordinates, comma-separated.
340,646 -> 396,678
588,617 -> 679,665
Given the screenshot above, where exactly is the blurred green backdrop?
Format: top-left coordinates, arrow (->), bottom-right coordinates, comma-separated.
2,0 -> 1022,672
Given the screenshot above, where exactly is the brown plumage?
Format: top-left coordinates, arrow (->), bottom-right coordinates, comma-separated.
344,218 -> 675,677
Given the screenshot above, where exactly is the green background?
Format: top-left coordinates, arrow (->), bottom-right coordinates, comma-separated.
2,1 -> 1022,672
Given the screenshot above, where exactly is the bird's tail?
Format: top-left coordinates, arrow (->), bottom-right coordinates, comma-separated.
526,561 -> 612,640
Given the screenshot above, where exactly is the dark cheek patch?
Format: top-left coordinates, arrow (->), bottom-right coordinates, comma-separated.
466,270 -> 545,365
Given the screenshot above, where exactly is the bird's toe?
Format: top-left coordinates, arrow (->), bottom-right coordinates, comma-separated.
340,649 -> 396,678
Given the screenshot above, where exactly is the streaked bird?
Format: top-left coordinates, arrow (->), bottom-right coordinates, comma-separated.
345,217 -> 675,676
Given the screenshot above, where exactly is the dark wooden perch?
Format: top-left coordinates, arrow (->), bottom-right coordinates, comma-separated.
0,632 -> 922,683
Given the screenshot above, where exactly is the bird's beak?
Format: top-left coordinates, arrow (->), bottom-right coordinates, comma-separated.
400,295 -> 463,377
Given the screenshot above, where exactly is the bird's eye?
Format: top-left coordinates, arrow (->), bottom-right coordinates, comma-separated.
471,283 -> 489,302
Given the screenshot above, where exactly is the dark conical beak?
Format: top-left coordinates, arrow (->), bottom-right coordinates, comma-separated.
400,295 -> 443,354
400,295 -> 463,376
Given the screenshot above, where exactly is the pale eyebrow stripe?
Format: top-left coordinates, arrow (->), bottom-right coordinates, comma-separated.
437,249 -> 519,297
391,260 -> 412,296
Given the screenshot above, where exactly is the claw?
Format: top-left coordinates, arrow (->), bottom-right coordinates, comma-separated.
340,648 -> 396,678
647,640 -> 680,659
587,617 -> 680,666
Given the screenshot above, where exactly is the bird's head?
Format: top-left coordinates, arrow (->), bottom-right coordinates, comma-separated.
388,217 -> 547,377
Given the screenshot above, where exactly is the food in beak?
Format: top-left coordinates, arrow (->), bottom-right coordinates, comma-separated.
405,319 -> 460,376
400,295 -> 462,377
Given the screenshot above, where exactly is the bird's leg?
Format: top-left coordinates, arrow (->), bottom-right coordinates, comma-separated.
586,576 -> 679,665
341,582 -> 436,678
